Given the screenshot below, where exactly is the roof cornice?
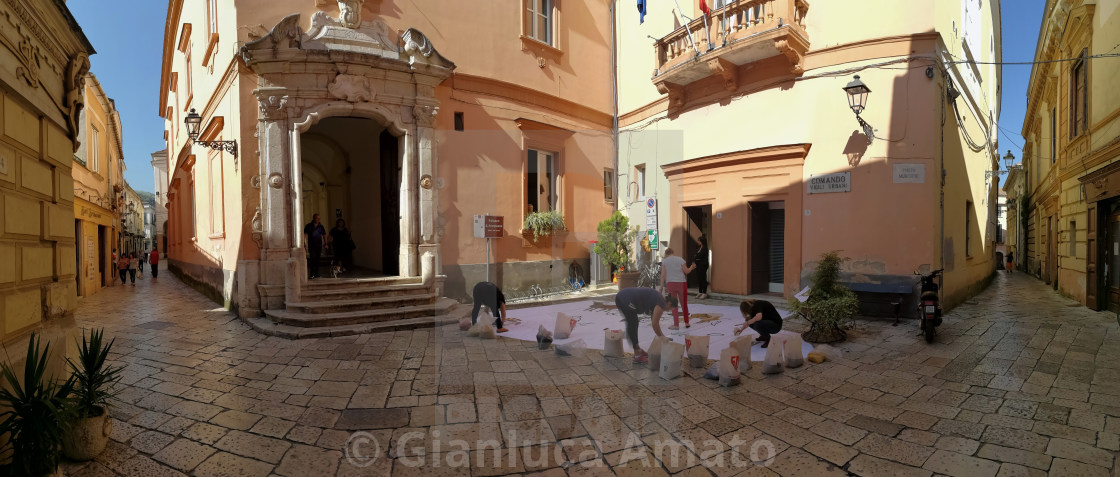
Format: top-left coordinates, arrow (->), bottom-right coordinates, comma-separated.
159,0 -> 184,118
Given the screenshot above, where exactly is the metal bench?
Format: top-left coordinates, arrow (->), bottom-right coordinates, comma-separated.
845,281 -> 913,325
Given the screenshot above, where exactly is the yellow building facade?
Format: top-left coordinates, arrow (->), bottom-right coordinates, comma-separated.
616,0 -> 1003,308
0,1 -> 94,352
72,74 -> 125,297
1020,0 -> 1120,310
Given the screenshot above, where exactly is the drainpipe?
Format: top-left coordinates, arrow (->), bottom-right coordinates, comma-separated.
610,1 -> 620,213
939,63 -> 947,288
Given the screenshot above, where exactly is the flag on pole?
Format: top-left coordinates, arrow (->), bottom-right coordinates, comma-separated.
699,0 -> 711,16
637,0 -> 647,24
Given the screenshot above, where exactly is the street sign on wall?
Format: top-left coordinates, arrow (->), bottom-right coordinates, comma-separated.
807,172 -> 851,194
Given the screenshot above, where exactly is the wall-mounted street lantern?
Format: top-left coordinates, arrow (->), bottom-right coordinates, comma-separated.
987,150 -> 1015,181
843,75 -> 874,145
184,108 -> 238,157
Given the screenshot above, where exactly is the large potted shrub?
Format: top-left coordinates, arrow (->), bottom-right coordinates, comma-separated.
788,250 -> 859,343
594,211 -> 640,289
62,329 -> 122,461
523,210 -> 566,243
0,333 -> 76,477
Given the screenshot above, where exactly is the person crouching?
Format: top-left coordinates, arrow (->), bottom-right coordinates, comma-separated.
734,299 -> 783,348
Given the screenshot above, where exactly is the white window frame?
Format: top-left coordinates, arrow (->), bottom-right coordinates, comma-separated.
90,124 -> 100,173
74,108 -> 87,166
525,0 -> 553,46
526,148 -> 559,215
636,164 -> 646,199
208,148 -> 225,237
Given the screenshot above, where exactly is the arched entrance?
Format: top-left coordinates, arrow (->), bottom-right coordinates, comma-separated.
299,117 -> 400,276
237,10 -> 455,320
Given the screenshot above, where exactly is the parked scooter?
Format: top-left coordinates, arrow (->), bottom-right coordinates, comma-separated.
914,266 -> 944,343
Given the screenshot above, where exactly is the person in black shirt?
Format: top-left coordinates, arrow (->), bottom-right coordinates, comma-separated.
471,282 -> 509,333
615,287 -> 677,364
304,213 -> 326,279
694,236 -> 710,299
735,299 -> 783,348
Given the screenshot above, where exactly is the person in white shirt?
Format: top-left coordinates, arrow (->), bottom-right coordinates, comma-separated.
660,248 -> 696,330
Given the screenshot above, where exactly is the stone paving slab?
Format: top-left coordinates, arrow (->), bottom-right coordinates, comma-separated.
58,270 -> 1120,475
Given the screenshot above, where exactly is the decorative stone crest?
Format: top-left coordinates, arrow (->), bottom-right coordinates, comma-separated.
327,74 -> 374,103
64,54 -> 90,151
15,33 -> 41,88
412,105 -> 438,127
239,14 -> 301,63
250,207 -> 264,247
337,0 -> 365,29
400,28 -> 453,68
257,95 -> 290,120
774,38 -> 806,74
267,173 -> 284,189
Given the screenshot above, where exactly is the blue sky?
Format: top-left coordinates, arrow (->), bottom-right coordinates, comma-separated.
998,0 -> 1046,186
65,1 -> 1042,193
68,0 -> 168,194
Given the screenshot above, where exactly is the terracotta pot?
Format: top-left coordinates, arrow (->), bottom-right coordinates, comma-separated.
62,406 -> 112,461
615,271 -> 640,290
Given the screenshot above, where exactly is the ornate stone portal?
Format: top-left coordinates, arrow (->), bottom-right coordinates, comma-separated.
237,8 -> 454,317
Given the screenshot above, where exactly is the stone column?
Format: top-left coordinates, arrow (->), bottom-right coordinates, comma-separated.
414,105 -> 441,279
254,89 -> 295,293
399,109 -> 418,277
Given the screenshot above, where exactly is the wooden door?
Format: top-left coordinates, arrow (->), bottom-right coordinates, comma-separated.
380,130 -> 400,276
1108,211 -> 1120,312
750,202 -> 769,294
1050,215 -> 1059,289
1087,203 -> 1098,309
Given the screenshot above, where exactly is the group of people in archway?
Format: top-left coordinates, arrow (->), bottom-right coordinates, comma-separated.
303,213 -> 356,279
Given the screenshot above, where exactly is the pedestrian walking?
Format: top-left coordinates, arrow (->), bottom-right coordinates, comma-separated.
660,248 -> 695,330
138,250 -> 146,277
117,253 -> 129,285
734,299 -> 783,348
1006,250 -> 1014,274
304,213 -> 326,279
615,287 -> 675,364
149,247 -> 160,280
694,235 -> 710,298
127,252 -> 137,286
470,282 -> 509,333
329,218 -> 355,273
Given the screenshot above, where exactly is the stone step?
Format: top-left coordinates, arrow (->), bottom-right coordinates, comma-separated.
301,276 -> 422,291
296,282 -> 432,302
264,298 -> 459,328
285,293 -> 438,314
245,304 -> 465,339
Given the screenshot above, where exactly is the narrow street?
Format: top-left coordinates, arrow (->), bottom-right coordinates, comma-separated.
63,270 -> 1120,476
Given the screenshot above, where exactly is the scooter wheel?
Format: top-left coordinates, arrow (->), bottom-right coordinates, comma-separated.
923,320 -> 935,343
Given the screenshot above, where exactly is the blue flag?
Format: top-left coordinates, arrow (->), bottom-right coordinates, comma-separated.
637,0 -> 647,24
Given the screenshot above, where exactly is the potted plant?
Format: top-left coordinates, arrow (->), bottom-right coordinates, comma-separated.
523,210 -> 567,242
0,333 -> 76,477
594,211 -> 640,289
62,328 -> 122,461
788,250 -> 860,343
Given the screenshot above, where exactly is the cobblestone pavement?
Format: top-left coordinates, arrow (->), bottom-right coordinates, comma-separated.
61,269 -> 1120,476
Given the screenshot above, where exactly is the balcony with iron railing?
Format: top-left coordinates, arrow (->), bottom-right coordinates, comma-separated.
652,0 -> 809,107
